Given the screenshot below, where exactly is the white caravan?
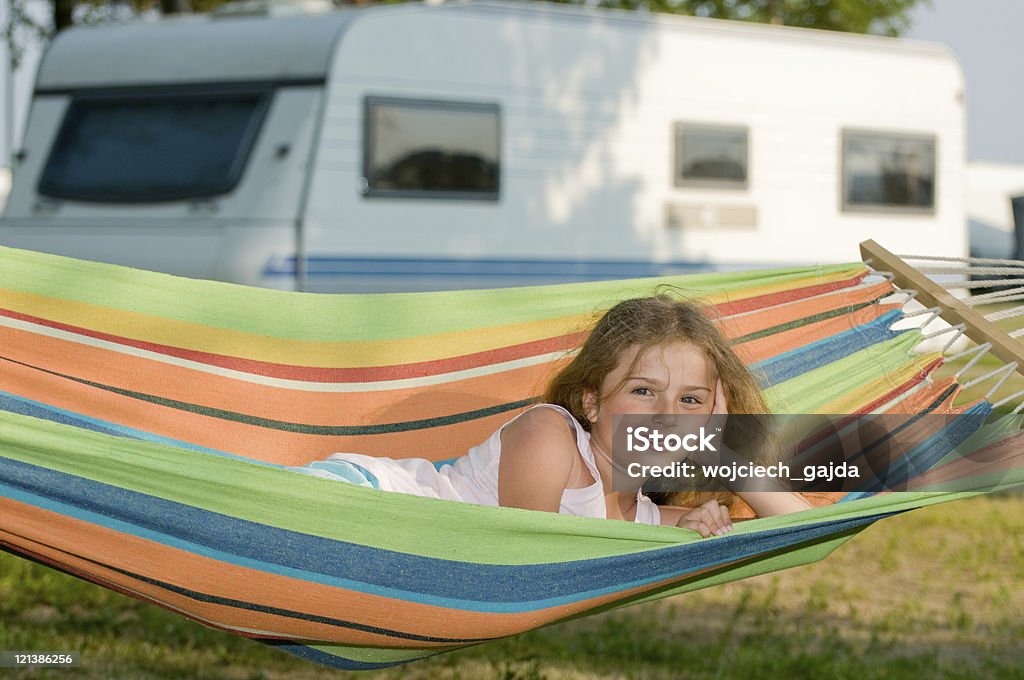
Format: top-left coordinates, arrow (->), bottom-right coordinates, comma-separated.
0,0 -> 966,292
0,168 -> 9,215
966,161 -> 1024,259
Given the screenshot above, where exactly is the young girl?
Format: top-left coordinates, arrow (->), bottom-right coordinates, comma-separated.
290,294 -> 812,537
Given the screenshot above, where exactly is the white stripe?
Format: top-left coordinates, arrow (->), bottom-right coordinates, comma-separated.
867,379 -> 931,415
0,314 -> 575,392
716,279 -> 887,323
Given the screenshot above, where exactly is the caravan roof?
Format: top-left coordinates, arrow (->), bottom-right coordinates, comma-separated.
36,10 -> 354,90
36,1 -> 958,92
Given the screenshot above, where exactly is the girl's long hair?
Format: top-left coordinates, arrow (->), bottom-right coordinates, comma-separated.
543,289 -> 775,510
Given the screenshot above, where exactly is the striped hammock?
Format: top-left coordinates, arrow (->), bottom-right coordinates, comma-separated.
1,243 -> 1021,671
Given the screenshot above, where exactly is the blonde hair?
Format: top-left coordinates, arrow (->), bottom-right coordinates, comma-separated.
543,290 -> 772,509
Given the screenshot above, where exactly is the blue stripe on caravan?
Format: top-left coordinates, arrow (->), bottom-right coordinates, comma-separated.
0,455 -> 892,612
0,391 -> 278,468
752,311 -> 905,388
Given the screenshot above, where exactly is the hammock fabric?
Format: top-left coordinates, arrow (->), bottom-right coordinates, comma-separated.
0,245 -> 1021,670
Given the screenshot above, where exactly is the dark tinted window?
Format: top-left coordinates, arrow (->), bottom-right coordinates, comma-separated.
39,92 -> 269,203
364,97 -> 500,199
842,130 -> 935,212
675,123 -> 748,187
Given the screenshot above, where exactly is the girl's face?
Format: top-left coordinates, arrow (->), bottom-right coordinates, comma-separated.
583,340 -> 718,456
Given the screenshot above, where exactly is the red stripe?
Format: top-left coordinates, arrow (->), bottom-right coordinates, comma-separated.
793,357 -> 946,452
714,274 -> 867,316
0,272 -> 862,382
852,357 -> 945,416
0,306 -> 585,382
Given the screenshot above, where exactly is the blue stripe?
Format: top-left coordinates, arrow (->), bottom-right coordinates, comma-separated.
268,643 -> 441,671
297,460 -> 381,489
0,392 -> 133,439
0,391 -> 277,467
847,403 -> 993,497
751,311 -> 904,388
0,455 -> 890,612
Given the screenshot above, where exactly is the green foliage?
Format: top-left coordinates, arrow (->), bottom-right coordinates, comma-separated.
3,0 -> 50,68
10,0 -> 933,41
548,0 -> 932,36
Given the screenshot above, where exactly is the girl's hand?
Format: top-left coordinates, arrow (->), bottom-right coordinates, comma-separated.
712,377 -> 728,418
705,377 -> 728,438
713,378 -> 728,415
675,499 -> 734,537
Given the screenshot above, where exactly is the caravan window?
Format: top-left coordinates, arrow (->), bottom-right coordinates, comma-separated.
39,90 -> 270,203
841,130 -> 936,213
674,123 -> 749,188
363,97 -> 500,200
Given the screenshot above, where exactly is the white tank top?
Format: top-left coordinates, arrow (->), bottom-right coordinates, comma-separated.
324,403 -> 662,525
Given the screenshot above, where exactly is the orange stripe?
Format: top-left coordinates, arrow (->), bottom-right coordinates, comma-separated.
881,377 -> 960,415
908,431 -> 1024,488
0,496 -> 757,642
733,304 -> 901,365
715,281 -> 892,338
0,324 -> 563,424
0,359 -> 545,463
0,498 -> 518,642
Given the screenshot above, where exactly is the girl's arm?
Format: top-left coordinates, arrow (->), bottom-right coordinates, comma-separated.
709,379 -> 813,518
497,407 -> 579,513
655,504 -> 695,526
656,492 -> 810,529
656,501 -> 733,536
733,490 -> 812,517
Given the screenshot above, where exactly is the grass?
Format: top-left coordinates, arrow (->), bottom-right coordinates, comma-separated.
2,493 -> 1022,680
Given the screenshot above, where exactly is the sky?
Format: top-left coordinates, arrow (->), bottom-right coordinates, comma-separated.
906,0 -> 1024,164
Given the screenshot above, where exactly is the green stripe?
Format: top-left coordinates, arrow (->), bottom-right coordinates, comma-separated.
4,406 -> 1018,566
763,331 -> 926,414
303,643 -> 460,665
0,245 -> 866,341
1,355 -> 538,434
0,408 -> 707,563
731,300 -> 878,345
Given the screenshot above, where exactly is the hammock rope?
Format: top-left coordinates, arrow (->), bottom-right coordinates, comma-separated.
863,240 -> 1024,409
1,241 -> 1023,670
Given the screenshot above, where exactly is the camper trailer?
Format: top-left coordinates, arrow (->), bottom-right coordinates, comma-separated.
0,0 -> 967,292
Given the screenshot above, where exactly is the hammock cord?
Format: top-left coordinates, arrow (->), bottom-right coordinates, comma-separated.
895,253 -> 1024,266
863,252 -> 1024,412
908,266 -> 1024,276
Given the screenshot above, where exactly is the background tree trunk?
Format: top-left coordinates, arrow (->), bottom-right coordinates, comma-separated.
159,0 -> 192,13
53,0 -> 74,31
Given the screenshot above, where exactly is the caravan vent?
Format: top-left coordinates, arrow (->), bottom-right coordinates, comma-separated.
665,202 -> 758,230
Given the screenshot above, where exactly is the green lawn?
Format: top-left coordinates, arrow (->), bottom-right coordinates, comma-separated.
2,493 -> 1022,680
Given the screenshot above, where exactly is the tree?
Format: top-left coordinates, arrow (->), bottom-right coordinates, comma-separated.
20,0 -> 932,39
552,0 -> 931,37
